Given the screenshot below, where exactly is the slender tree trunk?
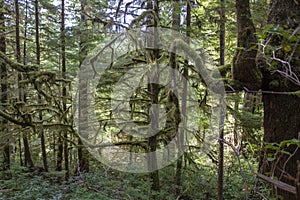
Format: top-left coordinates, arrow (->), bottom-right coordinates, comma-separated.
22,0 -> 34,169
0,0 -> 10,171
218,0 -> 225,199
145,0 -> 160,193
259,1 -> 300,199
172,0 -> 190,197
15,0 -> 20,64
147,74 -> 160,190
35,0 -> 48,172
18,134 -> 23,166
15,0 -> 23,167
61,0 -> 69,179
56,0 -> 64,170
172,0 -> 181,196
77,0 -> 89,173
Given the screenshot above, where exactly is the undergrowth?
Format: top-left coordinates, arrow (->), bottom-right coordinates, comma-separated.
0,153 -> 271,200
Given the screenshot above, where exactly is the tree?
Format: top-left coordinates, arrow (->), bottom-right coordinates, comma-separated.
61,0 -> 69,180
21,0 -> 34,169
218,1 -> 225,199
0,0 -> 9,171
77,0 -> 90,173
232,0 -> 261,91
172,0 -> 183,196
55,0 -> 65,173
257,0 -> 300,199
35,0 -> 48,172
15,0 -> 24,168
146,0 -> 161,193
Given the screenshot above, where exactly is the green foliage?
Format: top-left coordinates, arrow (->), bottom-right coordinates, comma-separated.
1,153 -> 274,200
0,166 -> 62,200
264,138 -> 300,162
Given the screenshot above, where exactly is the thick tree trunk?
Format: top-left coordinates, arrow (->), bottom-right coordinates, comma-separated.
233,1 -> 261,155
233,0 -> 261,90
263,95 -> 300,199
259,0 -> 300,199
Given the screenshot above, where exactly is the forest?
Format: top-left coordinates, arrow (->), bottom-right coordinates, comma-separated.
0,0 -> 300,199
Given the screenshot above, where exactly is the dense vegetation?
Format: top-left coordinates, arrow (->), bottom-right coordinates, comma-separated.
0,0 -> 299,199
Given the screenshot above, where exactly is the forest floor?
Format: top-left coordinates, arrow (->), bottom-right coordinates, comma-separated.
0,158 -> 271,200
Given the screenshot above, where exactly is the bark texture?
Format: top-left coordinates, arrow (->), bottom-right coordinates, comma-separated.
259,0 -> 300,199
0,0 -> 10,170
233,0 -> 261,90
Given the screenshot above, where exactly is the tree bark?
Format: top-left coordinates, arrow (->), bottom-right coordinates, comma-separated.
172,0 -> 182,197
23,133 -> 34,168
15,0 -> 23,167
218,0 -> 225,199
146,0 -> 160,193
35,0 -> 48,172
259,0 -> 300,199
61,0 -> 69,180
233,0 -> 261,90
0,0 -> 10,171
77,0 -> 89,173
56,136 -> 63,171
22,0 -> 34,169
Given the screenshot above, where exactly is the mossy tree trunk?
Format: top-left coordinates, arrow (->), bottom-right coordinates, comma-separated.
22,0 -> 34,169
35,0 -> 48,172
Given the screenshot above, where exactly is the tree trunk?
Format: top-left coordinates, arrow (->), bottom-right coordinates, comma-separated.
22,0 -> 34,169
233,0 -> 261,90
15,0 -> 23,167
172,0 -> 182,197
35,0 -> 48,172
259,0 -> 300,199
218,0 -> 225,199
233,1 -> 261,155
146,0 -> 160,193
23,133 -> 34,168
61,0 -> 69,180
56,137 -> 63,171
77,0 -> 89,173
0,0 -> 10,171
